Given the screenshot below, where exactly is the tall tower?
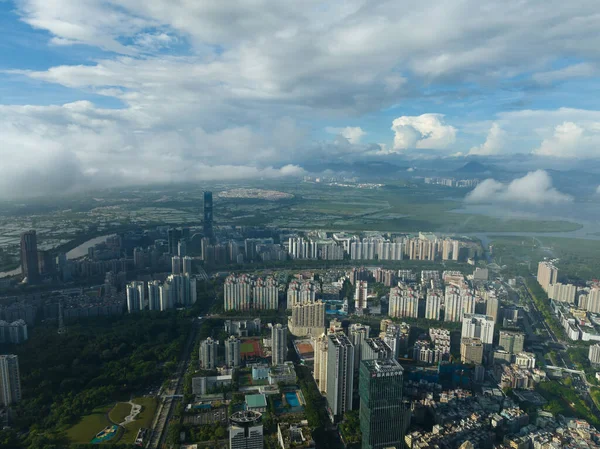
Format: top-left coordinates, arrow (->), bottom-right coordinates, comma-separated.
0,355 -> 22,406
359,359 -> 407,449
126,281 -> 145,313
326,332 -> 354,419
20,230 -> 39,283
200,337 -> 219,369
271,324 -> 287,366
229,411 -> 263,449
204,191 -> 214,240
225,335 -> 241,368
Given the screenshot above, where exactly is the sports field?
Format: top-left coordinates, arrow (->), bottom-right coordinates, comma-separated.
240,339 -> 263,358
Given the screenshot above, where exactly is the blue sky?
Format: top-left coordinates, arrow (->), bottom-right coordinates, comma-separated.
1,0 -> 600,198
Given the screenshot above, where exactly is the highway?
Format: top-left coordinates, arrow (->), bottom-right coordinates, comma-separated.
148,317 -> 201,448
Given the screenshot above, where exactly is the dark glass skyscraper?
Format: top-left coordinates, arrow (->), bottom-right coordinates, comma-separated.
359,359 -> 408,449
20,230 -> 39,283
203,191 -> 213,239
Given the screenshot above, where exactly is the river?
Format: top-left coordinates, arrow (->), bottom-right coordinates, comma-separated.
0,234 -> 115,279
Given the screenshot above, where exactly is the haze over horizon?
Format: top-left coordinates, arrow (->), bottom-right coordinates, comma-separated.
2,0 -> 600,198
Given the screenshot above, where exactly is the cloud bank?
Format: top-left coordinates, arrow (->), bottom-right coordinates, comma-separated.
465,170 -> 572,205
391,114 -> 456,151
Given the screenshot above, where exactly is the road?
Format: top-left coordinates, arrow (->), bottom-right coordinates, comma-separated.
148,317 -> 201,448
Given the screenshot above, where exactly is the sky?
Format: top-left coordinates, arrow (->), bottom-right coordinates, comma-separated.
1,0 -> 600,198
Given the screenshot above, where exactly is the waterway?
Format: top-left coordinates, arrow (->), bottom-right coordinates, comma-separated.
0,234 -> 115,279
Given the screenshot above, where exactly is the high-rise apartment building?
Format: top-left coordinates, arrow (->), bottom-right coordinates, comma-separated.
148,280 -> 161,311
460,337 -> 484,365
200,337 -> 219,369
361,338 -> 393,362
289,300 -> 325,337
126,281 -> 145,313
203,191 -> 213,240
359,359 -> 407,449
271,324 -> 287,366
182,256 -> 193,275
498,331 -> 525,354
224,275 -> 278,311
20,230 -> 39,283
548,283 -> 577,304
355,281 -> 368,313
171,255 -> 181,275
589,344 -> 600,365
286,280 -> 317,309
486,295 -> 499,322
349,323 -> 370,370
326,332 -> 354,419
0,320 -> 28,344
0,355 -> 21,406
229,411 -> 263,449
225,336 -> 241,368
461,314 -> 495,346
168,228 -> 181,255
425,292 -> 442,320
313,333 -> 328,393
537,261 -> 558,292
388,284 -> 419,319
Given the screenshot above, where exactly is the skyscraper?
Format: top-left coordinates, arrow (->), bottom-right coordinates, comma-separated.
204,191 -> 213,240
461,314 -> 495,346
537,261 -> 558,292
200,337 -> 219,369
148,280 -> 161,311
167,228 -> 181,255
359,359 -> 407,449
171,255 -> 181,275
0,355 -> 22,406
271,324 -> 287,366
229,411 -> 263,449
225,335 -> 241,368
326,332 -> 354,419
349,323 -> 370,370
460,337 -> 484,365
126,281 -> 145,312
313,333 -> 329,393
182,256 -> 193,275
20,230 -> 39,283
355,281 -> 368,313
498,331 -> 525,354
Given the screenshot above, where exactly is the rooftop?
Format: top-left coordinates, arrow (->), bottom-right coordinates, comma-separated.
245,394 -> 267,408
363,358 -> 404,375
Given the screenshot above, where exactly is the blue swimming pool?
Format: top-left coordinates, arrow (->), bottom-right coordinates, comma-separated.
285,392 -> 300,407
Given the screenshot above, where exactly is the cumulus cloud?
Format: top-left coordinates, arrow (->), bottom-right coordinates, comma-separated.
391,114 -> 456,150
532,121 -> 600,158
469,123 -> 505,156
325,126 -> 366,144
465,170 -> 572,205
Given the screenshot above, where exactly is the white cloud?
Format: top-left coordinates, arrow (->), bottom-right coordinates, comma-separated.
391,114 -> 456,150
532,62 -> 597,85
596,185 -> 600,195
465,170 -> 572,205
469,123 -> 505,156
325,126 -> 366,144
532,121 -> 600,158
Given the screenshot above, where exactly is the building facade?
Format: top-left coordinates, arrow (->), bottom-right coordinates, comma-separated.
326,332 -> 354,419
229,411 -> 263,449
0,354 -> 21,406
271,324 -> 287,366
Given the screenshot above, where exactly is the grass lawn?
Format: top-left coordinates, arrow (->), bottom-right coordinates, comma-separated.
240,342 -> 255,354
108,402 -> 132,424
120,397 -> 158,444
65,405 -> 114,444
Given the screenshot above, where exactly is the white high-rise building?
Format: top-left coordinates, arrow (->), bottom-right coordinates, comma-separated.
548,283 -> 577,304
589,343 -> 600,365
389,284 -> 419,319
148,280 -> 161,311
0,355 -> 21,406
537,261 -> 558,292
225,275 -> 278,311
425,292 -> 442,320
171,255 -> 181,275
313,334 -> 328,393
182,256 -> 193,275
289,300 -> 325,337
159,281 -> 172,311
286,280 -> 317,309
229,411 -> 263,449
126,281 -> 145,313
200,337 -> 219,369
349,323 -> 370,370
326,332 -> 354,418
461,314 -> 495,346
271,324 -> 287,366
225,336 -> 241,368
253,277 -> 278,310
355,281 -> 368,312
